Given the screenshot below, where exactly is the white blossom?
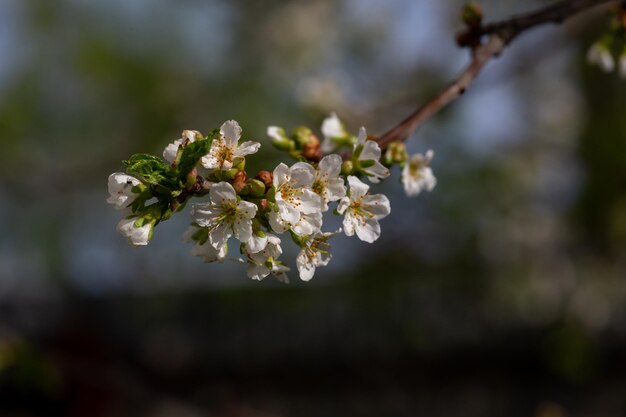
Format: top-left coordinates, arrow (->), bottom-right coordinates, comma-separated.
587,43 -> 615,72
402,150 -> 436,197
321,112 -> 351,153
116,217 -> 152,246
338,176 -> 391,243
163,130 -> 202,164
201,120 -> 260,170
182,225 -> 227,263
269,209 -> 323,237
191,182 -> 258,250
107,173 -> 142,210
311,154 -> 346,211
296,230 -> 341,281
243,234 -> 290,282
272,162 -> 323,229
355,127 -> 390,183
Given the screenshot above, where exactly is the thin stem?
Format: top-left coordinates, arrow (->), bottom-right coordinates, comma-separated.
376,0 -> 620,149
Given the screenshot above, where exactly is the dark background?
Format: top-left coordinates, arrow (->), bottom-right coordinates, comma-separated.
1,0 -> 626,416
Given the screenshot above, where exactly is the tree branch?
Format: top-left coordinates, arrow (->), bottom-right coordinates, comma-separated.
376,0 -> 620,149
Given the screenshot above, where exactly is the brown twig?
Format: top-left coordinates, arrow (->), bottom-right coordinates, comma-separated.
376,0 -> 620,150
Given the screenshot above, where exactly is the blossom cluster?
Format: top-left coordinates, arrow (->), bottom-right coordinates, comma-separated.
107,114 -> 436,282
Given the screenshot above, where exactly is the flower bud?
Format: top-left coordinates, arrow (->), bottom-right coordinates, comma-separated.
255,170 -> 273,191
223,168 -> 239,180
260,198 -> 268,212
461,2 -> 483,28
302,143 -> 322,162
268,126 -> 295,151
341,160 -> 354,176
385,141 -> 408,166
246,179 -> 266,197
292,126 -> 319,148
233,157 -> 246,171
232,170 -> 248,193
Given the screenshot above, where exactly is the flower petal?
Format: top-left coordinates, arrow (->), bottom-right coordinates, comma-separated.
209,182 -> 237,206
363,194 -> 391,218
297,250 -> 316,281
319,154 -> 342,177
220,120 -> 242,146
355,218 -> 381,243
236,141 -> 261,157
347,176 -> 369,200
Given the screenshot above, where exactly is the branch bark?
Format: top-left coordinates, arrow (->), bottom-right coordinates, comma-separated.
376,0 -> 621,150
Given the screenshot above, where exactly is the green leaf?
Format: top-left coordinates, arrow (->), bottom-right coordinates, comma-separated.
175,128 -> 219,178
124,154 -> 175,186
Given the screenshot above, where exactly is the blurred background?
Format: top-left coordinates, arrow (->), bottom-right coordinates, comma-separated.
1,0 -> 626,416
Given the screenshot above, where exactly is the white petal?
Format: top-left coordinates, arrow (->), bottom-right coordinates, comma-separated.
191,241 -> 226,263
319,154 -> 342,177
290,162 -> 316,188
190,203 -> 218,227
337,197 -> 350,215
107,173 -> 141,209
363,161 -> 389,183
297,250 -> 316,281
237,200 -> 258,220
355,218 -> 381,243
292,211 -> 323,236
236,141 -> 261,157
342,213 -> 357,237
246,234 -> 268,253
273,163 -> 290,187
269,211 -> 289,234
116,217 -> 151,246
266,234 -> 282,247
316,251 -> 332,267
200,154 -> 220,169
277,202 -> 300,224
220,120 -> 242,146
209,221 -> 232,249
325,178 -> 346,202
233,218 -> 253,243
297,189 -> 324,214
363,194 -> 391,218
247,263 -> 270,281
321,112 -> 346,140
359,139 -> 382,161
347,176 -> 369,200
271,265 -> 290,283
356,126 -> 368,145
209,182 -> 237,206
163,139 -> 183,164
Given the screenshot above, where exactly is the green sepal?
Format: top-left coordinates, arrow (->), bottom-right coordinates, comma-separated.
192,227 -> 209,245
265,186 -> 276,203
289,230 -> 308,247
352,144 -> 364,161
359,159 -> 375,169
